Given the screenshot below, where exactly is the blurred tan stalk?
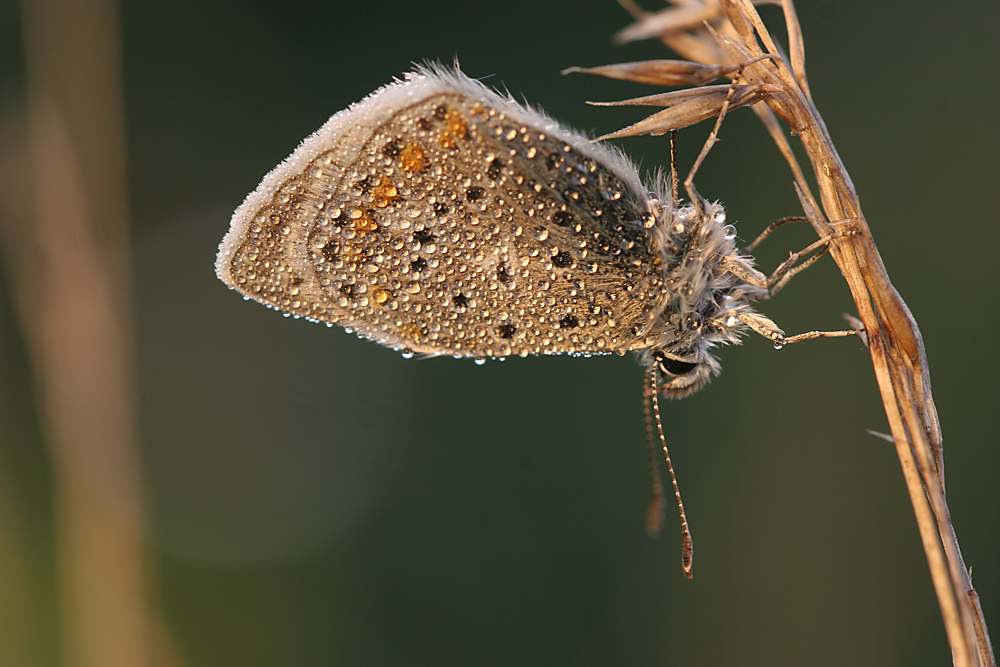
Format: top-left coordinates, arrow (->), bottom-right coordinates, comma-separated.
0,0 -> 180,664
572,1 -> 994,665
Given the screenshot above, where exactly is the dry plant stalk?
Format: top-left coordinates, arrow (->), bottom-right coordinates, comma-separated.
571,1 -> 994,665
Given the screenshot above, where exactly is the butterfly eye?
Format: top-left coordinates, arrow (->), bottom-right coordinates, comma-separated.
656,354 -> 698,376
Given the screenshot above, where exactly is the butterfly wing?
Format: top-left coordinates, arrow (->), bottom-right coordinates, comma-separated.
217,68 -> 671,359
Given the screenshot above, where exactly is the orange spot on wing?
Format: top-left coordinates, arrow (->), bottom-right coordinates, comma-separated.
398,322 -> 427,339
347,208 -> 378,236
369,175 -> 401,207
439,108 -> 469,150
400,143 -> 428,173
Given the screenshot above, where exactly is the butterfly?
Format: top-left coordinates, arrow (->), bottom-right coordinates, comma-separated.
216,65 -> 783,399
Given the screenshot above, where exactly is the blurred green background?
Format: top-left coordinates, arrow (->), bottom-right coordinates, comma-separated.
1,0 -> 997,665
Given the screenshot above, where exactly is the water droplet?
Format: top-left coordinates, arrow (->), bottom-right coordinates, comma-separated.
682,313 -> 703,331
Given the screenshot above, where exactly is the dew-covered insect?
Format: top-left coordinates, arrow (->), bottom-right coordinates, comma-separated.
216,65 -> 785,398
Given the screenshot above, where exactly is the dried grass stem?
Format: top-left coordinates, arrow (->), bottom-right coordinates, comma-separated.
581,1 -> 994,664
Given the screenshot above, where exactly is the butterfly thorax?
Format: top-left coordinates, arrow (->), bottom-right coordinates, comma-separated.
637,197 -> 772,398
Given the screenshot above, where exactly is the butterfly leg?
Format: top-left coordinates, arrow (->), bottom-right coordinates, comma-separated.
743,216 -> 808,253
736,308 -> 863,348
763,231 -> 854,297
682,71 -> 744,216
741,216 -> 857,298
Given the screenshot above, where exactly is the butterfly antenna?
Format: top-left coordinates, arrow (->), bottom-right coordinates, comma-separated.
644,377 -> 666,537
669,129 -> 679,213
649,368 -> 694,579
